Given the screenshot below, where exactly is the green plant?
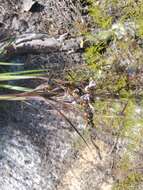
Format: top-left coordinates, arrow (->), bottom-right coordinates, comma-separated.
67,0 -> 143,188
113,172 -> 143,190
0,61 -> 47,100
88,0 -> 112,29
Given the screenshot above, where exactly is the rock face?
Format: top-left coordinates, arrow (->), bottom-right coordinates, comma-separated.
0,101 -> 114,190
0,0 -> 82,35
0,1 -> 114,190
0,99 -> 114,190
0,102 -> 80,190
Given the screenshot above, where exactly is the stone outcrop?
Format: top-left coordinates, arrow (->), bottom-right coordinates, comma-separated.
0,1 -> 114,190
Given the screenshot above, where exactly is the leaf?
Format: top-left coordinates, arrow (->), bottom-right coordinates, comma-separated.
0,62 -> 24,66
0,95 -> 27,101
0,69 -> 47,76
0,75 -> 39,81
0,84 -> 33,92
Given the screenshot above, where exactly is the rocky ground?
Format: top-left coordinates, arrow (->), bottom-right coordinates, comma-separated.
2,0 -> 143,190
0,0 -> 115,190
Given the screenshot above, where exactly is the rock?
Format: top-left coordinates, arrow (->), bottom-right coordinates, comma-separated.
29,1 -> 45,13
21,0 -> 35,12
0,0 -> 116,190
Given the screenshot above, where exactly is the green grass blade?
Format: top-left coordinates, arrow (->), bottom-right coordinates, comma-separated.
0,69 -> 47,76
0,62 -> 24,66
0,75 -> 42,81
0,95 -> 27,101
0,84 -> 33,92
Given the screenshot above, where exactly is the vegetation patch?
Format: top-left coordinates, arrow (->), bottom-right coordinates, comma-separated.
68,0 -> 143,189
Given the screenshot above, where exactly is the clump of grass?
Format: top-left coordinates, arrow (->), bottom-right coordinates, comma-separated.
88,0 -> 112,29
113,170 -> 143,190
0,61 -> 47,100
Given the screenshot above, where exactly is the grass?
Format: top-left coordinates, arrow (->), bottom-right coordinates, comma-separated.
88,0 -> 112,29
0,38 -> 93,151
0,39 -> 48,98
1,1 -> 143,188
71,0 -> 143,189
0,61 -> 47,97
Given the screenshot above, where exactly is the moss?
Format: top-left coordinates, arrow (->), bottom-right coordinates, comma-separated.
67,1 -> 143,189
113,172 -> 143,190
89,5 -> 112,29
87,0 -> 112,29
83,0 -> 143,38
112,153 -> 143,190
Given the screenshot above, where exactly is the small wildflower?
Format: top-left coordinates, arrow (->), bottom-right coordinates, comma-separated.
85,80 -> 96,92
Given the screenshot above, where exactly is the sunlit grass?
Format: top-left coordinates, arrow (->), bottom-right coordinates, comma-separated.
0,60 -> 47,96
